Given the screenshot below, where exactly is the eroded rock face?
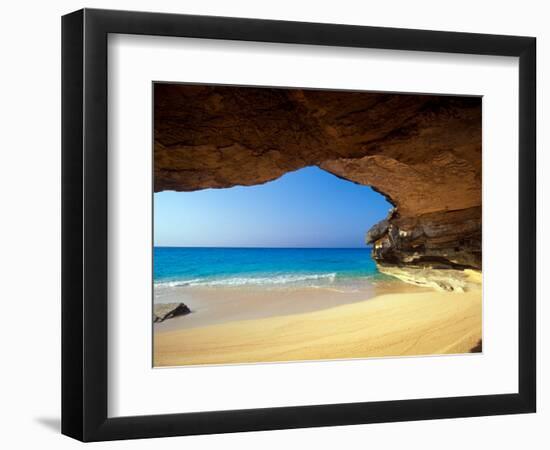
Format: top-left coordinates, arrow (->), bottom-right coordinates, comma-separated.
366,207 -> 481,270
154,84 -> 481,282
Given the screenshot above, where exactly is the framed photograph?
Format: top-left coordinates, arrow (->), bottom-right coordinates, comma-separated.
61,8 -> 536,441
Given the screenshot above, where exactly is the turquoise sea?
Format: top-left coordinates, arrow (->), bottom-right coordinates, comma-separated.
154,247 -> 386,289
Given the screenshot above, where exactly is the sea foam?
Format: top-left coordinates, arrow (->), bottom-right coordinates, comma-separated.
155,272 -> 338,288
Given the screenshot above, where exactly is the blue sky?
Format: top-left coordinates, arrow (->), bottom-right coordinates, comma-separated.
154,166 -> 391,248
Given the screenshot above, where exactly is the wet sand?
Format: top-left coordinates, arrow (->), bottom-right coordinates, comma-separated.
153,279 -> 424,331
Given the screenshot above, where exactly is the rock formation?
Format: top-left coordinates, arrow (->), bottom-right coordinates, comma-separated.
153,303 -> 191,323
154,84 -> 482,290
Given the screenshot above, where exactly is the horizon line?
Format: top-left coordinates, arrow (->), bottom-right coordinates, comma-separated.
154,245 -> 373,250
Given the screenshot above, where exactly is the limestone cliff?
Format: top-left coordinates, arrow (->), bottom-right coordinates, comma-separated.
154,84 -> 482,288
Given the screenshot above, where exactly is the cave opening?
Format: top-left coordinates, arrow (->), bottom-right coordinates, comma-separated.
154,84 -> 482,282
152,85 -> 483,368
154,165 -> 392,249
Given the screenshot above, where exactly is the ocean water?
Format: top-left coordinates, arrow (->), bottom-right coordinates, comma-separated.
154,247 -> 386,289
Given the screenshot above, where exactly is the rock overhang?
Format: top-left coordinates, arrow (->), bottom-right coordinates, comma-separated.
154,84 -> 482,286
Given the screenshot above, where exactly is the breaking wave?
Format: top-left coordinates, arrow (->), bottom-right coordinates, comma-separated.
154,272 -> 339,288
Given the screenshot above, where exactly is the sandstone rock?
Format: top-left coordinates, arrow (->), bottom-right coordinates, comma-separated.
378,265 -> 482,292
366,219 -> 389,244
367,206 -> 481,270
154,85 -> 482,276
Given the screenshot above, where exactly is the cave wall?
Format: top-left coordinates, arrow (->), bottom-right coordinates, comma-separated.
154,84 -> 482,277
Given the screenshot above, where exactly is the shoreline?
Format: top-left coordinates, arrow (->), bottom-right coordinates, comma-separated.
153,281 -> 482,367
153,277 -> 427,331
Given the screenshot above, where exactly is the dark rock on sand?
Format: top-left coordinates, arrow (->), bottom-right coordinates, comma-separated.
153,302 -> 191,323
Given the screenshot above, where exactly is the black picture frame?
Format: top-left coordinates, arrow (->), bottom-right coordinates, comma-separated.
61,8 -> 536,442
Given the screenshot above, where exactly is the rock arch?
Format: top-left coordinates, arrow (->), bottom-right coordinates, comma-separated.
154,84 -> 481,287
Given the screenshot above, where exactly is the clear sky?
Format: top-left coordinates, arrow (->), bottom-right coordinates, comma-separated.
154,166 -> 391,248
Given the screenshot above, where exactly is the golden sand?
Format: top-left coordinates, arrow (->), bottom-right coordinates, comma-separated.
154,288 -> 481,367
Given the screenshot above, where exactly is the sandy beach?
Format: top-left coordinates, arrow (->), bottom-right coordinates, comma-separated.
153,283 -> 482,367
